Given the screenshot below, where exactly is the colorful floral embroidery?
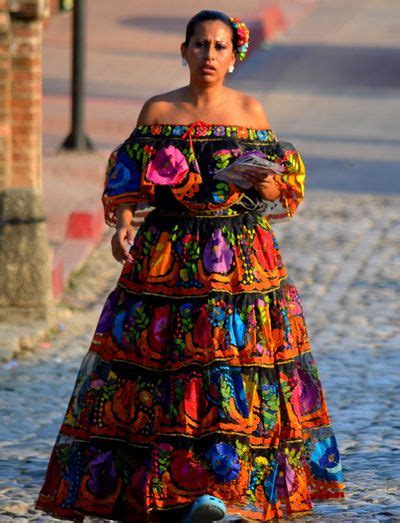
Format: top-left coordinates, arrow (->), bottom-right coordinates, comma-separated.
230,17 -> 250,61
145,145 -> 188,185
36,123 -> 345,523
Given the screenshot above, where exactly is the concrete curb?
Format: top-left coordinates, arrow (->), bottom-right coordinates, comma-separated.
50,205 -> 106,299
43,151 -> 107,301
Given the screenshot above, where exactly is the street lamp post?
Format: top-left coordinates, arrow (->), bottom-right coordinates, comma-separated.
61,0 -> 93,150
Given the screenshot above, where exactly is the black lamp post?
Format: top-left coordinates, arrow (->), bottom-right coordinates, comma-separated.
61,0 -> 94,150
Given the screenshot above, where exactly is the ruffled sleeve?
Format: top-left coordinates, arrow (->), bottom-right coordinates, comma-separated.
262,140 -> 306,224
102,131 -> 156,226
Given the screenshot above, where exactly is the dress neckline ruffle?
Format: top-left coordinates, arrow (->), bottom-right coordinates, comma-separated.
133,121 -> 277,142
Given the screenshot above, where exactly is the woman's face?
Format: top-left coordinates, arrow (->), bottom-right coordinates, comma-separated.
182,20 -> 236,83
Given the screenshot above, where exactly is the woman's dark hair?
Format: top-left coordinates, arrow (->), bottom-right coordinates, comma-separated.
183,10 -> 239,52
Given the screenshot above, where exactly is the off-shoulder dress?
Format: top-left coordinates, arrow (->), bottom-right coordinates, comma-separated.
35,121 -> 346,522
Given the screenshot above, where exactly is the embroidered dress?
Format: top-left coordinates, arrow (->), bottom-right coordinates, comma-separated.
35,122 -> 345,522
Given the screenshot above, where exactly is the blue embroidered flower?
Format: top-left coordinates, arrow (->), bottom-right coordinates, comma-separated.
106,149 -> 140,196
97,288 -> 121,332
318,445 -> 340,469
112,310 -> 127,344
172,125 -> 186,136
231,370 -> 249,417
180,303 -> 193,317
256,130 -> 268,141
212,190 -> 227,204
206,442 -> 240,483
212,181 -> 230,204
310,435 -> 343,481
210,306 -> 226,327
264,460 -> 278,504
214,125 -> 226,136
227,309 -> 246,348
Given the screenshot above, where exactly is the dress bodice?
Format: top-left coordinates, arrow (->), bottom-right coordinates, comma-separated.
102,121 -> 306,226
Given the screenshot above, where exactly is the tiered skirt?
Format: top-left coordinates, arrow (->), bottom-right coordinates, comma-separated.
35,210 -> 345,521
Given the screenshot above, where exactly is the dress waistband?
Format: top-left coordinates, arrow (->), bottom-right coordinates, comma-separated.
149,207 -> 253,219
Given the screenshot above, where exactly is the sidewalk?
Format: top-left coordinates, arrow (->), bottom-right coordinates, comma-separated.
42,0 -> 317,299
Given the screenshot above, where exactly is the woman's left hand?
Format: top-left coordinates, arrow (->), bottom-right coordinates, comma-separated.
242,169 -> 281,201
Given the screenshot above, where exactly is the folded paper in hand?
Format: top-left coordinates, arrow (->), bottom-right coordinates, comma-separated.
213,152 -> 285,189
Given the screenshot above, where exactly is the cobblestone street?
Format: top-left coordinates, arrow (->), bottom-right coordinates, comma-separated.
1,0 -> 400,521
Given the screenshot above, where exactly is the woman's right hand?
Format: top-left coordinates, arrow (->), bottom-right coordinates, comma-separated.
111,204 -> 136,264
111,225 -> 135,264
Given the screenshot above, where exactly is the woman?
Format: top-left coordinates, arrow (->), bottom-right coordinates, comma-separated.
35,9 -> 345,522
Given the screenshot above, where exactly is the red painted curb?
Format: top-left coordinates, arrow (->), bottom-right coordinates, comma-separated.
66,206 -> 105,242
52,206 -> 105,299
261,5 -> 287,40
247,4 -> 287,54
52,253 -> 64,300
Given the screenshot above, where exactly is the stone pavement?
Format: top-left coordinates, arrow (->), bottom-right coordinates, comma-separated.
1,0 -> 400,521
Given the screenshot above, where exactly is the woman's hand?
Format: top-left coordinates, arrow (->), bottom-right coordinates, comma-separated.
242,169 -> 281,201
111,204 -> 136,264
111,225 -> 135,264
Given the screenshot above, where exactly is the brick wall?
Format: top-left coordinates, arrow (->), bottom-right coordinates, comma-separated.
10,18 -> 42,189
0,3 -> 11,191
0,0 -> 49,191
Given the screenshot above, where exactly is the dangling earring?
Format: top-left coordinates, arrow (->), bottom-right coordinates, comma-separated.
228,64 -> 235,73
182,58 -> 188,67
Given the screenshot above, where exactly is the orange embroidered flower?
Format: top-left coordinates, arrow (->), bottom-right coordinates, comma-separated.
147,232 -> 174,278
151,124 -> 162,135
237,126 -> 249,139
139,390 -> 153,407
171,171 -> 202,200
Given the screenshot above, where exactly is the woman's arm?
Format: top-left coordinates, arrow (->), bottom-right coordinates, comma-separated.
111,204 -> 137,264
116,204 -> 136,227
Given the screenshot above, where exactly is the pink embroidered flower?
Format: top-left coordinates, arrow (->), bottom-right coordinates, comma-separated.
256,343 -> 264,354
146,145 -> 188,185
288,300 -> 303,315
297,368 -> 320,415
148,305 -> 170,351
289,368 -> 320,420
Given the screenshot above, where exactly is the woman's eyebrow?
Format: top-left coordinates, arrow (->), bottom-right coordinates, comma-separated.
194,37 -> 229,43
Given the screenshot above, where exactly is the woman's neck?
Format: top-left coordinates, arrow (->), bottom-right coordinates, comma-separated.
184,82 -> 226,110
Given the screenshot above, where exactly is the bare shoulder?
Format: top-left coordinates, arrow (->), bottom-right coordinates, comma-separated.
241,94 -> 271,128
136,95 -> 167,126
225,89 -> 271,128
136,88 -> 185,126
